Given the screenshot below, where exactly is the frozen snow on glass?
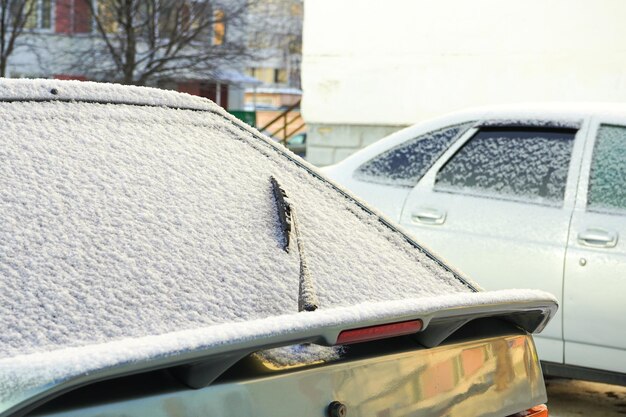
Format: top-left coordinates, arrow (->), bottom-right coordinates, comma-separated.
588,125 -> 626,212
0,100 -> 472,359
435,128 -> 576,204
354,123 -> 472,187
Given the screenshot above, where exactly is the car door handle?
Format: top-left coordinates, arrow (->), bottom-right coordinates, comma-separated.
577,229 -> 618,248
411,208 -> 446,225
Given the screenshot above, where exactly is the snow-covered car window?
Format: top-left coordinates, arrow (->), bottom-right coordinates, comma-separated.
353,123 -> 473,187
588,124 -> 626,212
1,100 -> 470,359
434,128 -> 576,205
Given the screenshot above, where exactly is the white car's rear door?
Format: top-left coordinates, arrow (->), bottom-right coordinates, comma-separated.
399,120 -> 589,364
563,118 -> 626,373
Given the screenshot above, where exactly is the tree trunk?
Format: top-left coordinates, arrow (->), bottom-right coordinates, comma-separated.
0,1 -> 6,77
122,0 -> 136,84
0,57 -> 6,77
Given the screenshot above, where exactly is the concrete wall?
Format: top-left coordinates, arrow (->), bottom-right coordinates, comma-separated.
302,0 -> 626,165
307,123 -> 404,166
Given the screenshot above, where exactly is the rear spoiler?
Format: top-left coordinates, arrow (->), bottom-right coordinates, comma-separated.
0,289 -> 557,417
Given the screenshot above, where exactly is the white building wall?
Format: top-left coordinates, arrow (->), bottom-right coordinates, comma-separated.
302,0 -> 626,165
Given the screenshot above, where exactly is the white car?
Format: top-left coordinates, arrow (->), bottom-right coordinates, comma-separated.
324,104 -> 626,385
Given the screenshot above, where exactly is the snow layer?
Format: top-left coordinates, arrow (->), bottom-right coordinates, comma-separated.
1,97 -> 470,360
0,78 -> 217,112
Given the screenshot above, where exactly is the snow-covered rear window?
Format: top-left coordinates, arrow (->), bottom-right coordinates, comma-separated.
0,101 -> 471,359
434,128 -> 576,205
353,123 -> 473,188
588,124 -> 626,212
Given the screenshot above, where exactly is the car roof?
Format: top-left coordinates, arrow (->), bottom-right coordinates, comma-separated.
327,101 -> 626,173
0,78 -> 218,110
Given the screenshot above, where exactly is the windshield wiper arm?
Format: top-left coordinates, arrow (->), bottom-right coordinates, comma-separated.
270,176 -> 319,312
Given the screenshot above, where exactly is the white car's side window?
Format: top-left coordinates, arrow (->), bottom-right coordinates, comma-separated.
353,123 -> 473,187
588,125 -> 626,213
434,128 -> 576,205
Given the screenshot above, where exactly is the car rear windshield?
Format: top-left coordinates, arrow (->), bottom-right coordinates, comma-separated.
0,100 -> 471,359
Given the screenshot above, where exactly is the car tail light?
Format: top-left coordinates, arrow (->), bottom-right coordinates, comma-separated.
508,404 -> 548,417
335,319 -> 423,345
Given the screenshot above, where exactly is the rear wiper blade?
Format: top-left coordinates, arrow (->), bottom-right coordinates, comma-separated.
270,176 -> 319,312
270,176 -> 293,252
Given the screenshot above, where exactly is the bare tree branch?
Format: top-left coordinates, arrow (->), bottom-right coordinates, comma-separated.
0,0 -> 37,76
63,0 -> 259,86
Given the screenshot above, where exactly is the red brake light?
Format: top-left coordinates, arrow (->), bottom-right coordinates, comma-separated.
335,319 -> 423,345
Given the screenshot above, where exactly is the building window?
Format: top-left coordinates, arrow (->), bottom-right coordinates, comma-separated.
273,68 -> 287,84
213,9 -> 225,45
154,1 -> 218,39
10,0 -> 53,30
250,67 -> 273,84
96,0 -> 117,33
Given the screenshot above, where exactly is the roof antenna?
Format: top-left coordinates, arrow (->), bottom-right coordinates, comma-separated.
270,176 -> 319,312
